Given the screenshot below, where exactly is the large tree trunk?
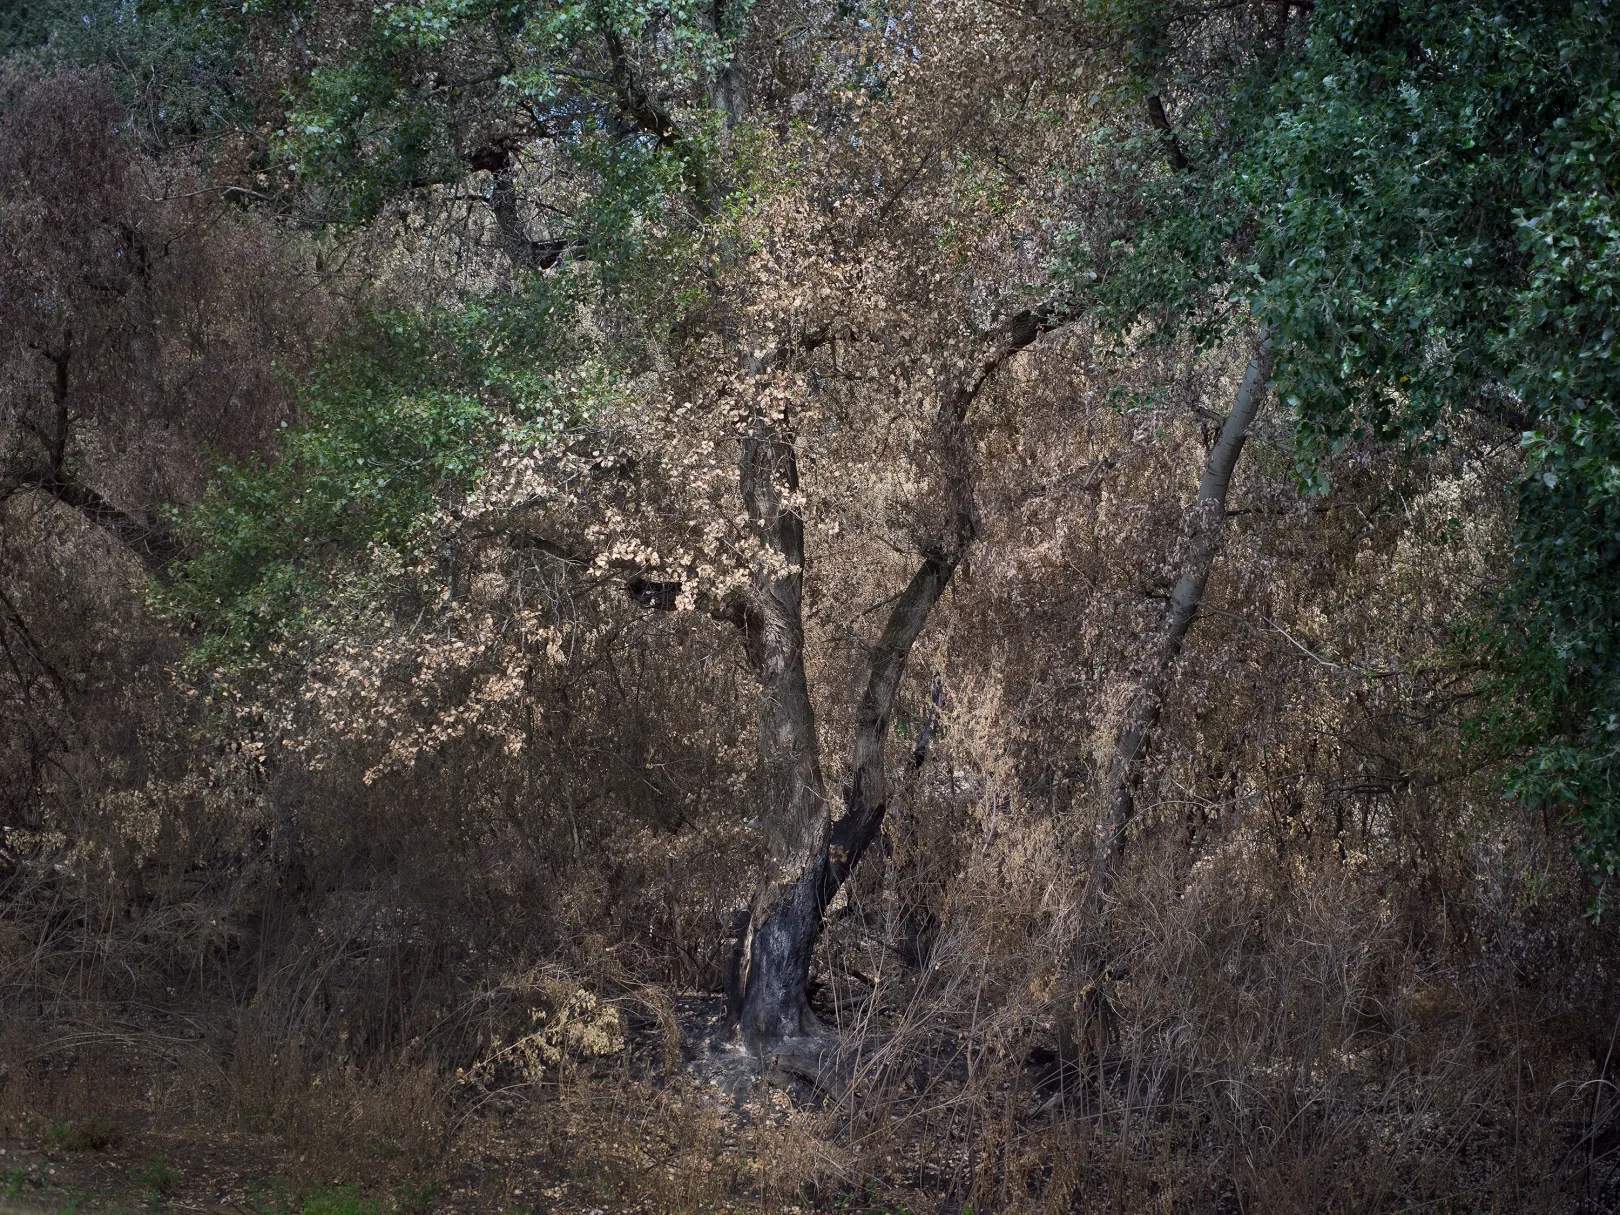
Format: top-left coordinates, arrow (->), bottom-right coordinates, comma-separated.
731,311 -> 1053,1062
1095,341 -> 1270,880
730,406 -> 832,1046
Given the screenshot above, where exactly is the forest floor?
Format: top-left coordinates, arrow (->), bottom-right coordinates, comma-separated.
0,999 -> 868,1215
0,1081 -> 818,1215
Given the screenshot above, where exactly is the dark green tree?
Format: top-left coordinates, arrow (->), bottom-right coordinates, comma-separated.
1063,0 -> 1620,889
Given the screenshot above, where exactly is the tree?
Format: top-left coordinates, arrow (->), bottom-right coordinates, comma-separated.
1059,0 -> 1620,891
0,66 -> 327,869
723,301 -> 1056,1060
0,69 -> 320,574
166,0 -> 1094,1064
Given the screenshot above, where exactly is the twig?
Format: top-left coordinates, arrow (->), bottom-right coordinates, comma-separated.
1198,606 -> 1400,678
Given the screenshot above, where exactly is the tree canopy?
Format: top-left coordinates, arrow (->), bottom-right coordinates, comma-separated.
4,1 -> 1620,1208
1064,0 -> 1620,888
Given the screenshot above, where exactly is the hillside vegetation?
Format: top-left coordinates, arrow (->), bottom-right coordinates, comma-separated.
1,1 -> 1617,1211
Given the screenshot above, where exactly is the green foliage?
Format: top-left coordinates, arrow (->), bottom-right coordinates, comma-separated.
570,121 -> 711,289
133,1156 -> 181,1199
248,1178 -> 442,1215
391,1179 -> 441,1215
150,0 -> 740,675
298,1184 -> 382,1215
3,0 -> 250,150
1061,1 -> 1620,881
272,0 -> 747,225
44,1114 -> 125,1152
162,280 -> 605,664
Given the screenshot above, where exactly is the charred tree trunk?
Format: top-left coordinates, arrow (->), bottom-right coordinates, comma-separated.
731,311 -> 1054,1062
731,402 -> 831,1046
1095,340 -> 1270,880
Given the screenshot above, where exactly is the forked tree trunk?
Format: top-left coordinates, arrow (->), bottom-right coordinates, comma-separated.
1096,340 -> 1270,880
730,312 -> 1053,1060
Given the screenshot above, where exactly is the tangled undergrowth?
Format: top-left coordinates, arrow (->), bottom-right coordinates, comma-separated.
5,385 -> 1617,1212
4,1 -> 1619,1211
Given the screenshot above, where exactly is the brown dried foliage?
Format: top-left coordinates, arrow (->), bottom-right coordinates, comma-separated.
2,7 -> 1618,1213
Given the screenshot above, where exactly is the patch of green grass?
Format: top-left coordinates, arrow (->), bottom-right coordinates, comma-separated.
298,1184 -> 381,1215
243,1180 -> 293,1215
825,1184 -> 919,1214
5,1168 -> 26,1199
393,1179 -> 439,1215
133,1155 -> 181,1202
246,1177 -> 411,1215
44,1114 -> 125,1152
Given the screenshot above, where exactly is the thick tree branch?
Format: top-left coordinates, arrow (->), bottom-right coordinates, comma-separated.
1146,94 -> 1192,174
1097,339 -> 1271,879
11,333 -> 181,582
600,24 -> 715,214
602,26 -> 683,148
820,307 -> 1057,900
465,145 -> 586,271
33,476 -> 182,582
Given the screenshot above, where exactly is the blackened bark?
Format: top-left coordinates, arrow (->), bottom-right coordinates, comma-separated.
1096,341 -> 1270,879
626,577 -> 682,610
733,309 -> 1057,1060
732,400 -> 830,1045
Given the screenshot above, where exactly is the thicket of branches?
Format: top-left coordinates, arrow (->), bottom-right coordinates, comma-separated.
2,1 -> 1617,1211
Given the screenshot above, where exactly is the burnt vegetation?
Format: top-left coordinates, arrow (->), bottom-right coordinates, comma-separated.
2,1 -> 1619,1211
